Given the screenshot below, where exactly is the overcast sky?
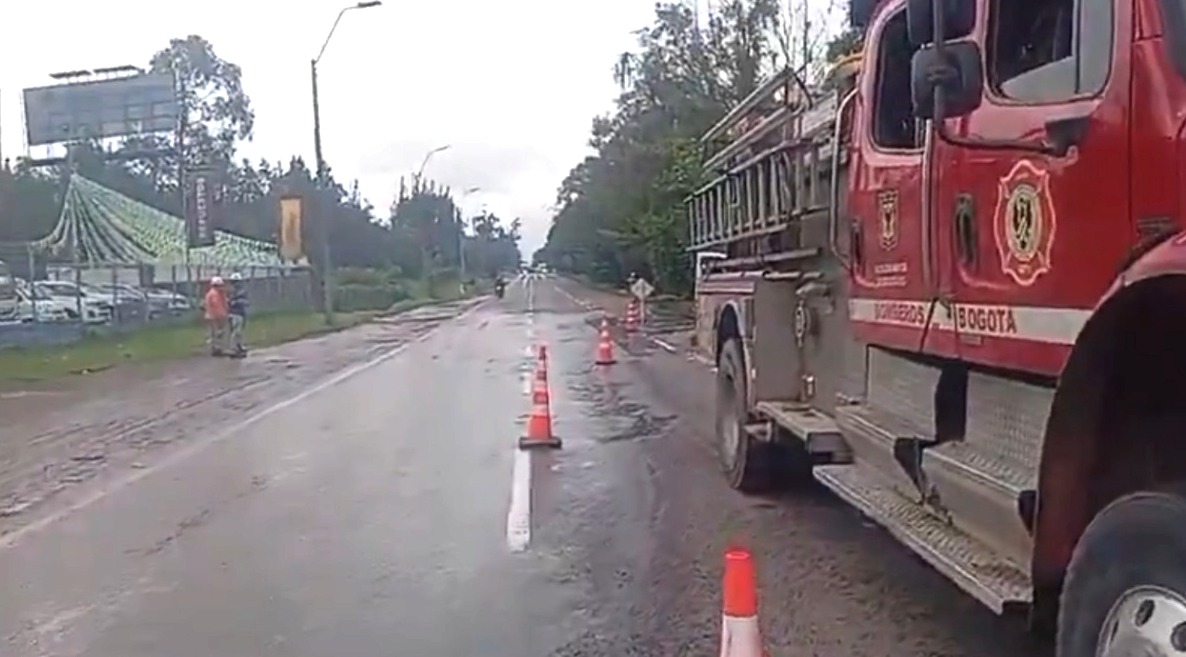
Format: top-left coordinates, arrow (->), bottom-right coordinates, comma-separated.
0,0 -> 662,257
0,0 -> 840,257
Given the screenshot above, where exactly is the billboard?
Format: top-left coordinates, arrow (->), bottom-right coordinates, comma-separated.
185,166 -> 218,248
23,73 -> 179,146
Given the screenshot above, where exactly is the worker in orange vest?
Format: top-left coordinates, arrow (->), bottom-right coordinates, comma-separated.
203,277 -> 230,356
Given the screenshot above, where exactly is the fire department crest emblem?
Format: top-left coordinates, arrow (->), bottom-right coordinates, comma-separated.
877,189 -> 899,250
993,160 -> 1056,286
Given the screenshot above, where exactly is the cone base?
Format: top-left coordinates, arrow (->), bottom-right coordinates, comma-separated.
595,357 -> 616,365
519,435 -> 562,450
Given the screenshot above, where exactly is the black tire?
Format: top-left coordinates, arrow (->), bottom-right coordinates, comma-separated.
716,339 -> 783,492
1057,485 -> 1186,657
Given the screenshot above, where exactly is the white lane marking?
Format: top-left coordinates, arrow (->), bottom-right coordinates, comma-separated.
0,301 -> 488,552
508,307 -> 537,553
651,337 -> 679,354
506,447 -> 531,552
553,285 -> 581,306
691,353 -> 716,371
553,284 -> 598,311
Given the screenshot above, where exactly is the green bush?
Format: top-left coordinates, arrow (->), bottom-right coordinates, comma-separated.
333,282 -> 411,312
336,267 -> 404,286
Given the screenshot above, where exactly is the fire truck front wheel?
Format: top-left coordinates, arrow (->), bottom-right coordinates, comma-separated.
715,339 -> 799,492
1056,486 -> 1186,657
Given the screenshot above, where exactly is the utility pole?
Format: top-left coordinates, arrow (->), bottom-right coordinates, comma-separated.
310,58 -> 333,325
65,145 -> 81,321
457,186 -> 479,285
310,0 -> 382,326
178,71 -> 190,282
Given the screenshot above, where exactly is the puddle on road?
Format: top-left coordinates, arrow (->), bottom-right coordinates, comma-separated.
567,378 -> 677,445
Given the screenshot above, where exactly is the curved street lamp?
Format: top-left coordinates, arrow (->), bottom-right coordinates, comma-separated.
415,144 -> 451,183
309,0 -> 381,324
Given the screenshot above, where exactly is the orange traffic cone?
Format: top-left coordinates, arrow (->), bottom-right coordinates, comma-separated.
531,363 -> 550,405
720,546 -> 766,657
520,345 -> 562,450
624,299 -> 640,333
595,318 -> 616,365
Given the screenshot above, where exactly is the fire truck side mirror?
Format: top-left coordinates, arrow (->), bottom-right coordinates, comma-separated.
906,0 -> 975,47
910,41 -> 983,121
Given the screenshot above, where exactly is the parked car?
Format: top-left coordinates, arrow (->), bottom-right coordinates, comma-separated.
14,286 -> 74,323
93,283 -> 151,320
0,260 -> 17,322
145,286 -> 193,315
34,281 -> 113,324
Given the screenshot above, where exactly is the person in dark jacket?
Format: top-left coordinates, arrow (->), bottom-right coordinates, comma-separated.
227,272 -> 249,357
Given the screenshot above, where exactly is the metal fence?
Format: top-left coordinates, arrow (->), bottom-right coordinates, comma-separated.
0,255 -> 316,350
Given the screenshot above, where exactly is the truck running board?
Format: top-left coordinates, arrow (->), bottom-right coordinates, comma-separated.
756,400 -> 853,462
813,463 -> 1033,614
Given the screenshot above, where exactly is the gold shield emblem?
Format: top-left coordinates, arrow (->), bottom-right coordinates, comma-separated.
1006,184 -> 1042,260
877,189 -> 899,250
993,160 -> 1056,286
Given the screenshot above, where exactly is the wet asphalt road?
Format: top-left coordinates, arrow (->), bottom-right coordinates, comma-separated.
0,276 -> 1052,656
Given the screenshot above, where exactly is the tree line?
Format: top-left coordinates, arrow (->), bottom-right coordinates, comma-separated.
0,35 -> 521,281
534,0 -> 862,295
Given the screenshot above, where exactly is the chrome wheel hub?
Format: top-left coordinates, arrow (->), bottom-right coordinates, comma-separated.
1098,586 -> 1186,657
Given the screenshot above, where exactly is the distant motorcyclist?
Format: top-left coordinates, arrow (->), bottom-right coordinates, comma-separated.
227,272 -> 249,358
494,273 -> 507,299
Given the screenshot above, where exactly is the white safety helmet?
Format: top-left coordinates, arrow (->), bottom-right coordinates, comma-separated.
229,272 -> 243,281
210,276 -> 225,286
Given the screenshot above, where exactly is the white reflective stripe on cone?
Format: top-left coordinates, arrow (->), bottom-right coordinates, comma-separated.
720,614 -> 763,657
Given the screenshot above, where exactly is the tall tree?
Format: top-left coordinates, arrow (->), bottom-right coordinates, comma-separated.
539,0 -> 786,293
539,0 -> 847,295
121,35 -> 255,196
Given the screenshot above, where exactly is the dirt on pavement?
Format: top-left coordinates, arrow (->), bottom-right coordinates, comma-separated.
0,299 -> 483,535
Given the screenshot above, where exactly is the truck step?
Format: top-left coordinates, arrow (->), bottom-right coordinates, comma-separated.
833,403 -> 932,500
813,462 -> 1032,613
835,403 -> 929,443
755,400 -> 852,462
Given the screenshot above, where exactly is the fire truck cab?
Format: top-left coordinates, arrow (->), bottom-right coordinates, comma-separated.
687,0 -> 1186,652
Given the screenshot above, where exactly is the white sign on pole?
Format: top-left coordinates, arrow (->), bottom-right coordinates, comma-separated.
630,278 -> 654,300
630,278 -> 654,329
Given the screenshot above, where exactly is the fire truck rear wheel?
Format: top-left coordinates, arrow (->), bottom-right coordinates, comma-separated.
1056,486 -> 1186,657
715,339 -> 805,492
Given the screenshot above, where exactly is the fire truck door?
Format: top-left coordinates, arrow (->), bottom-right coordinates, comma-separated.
848,1 -> 949,356
938,0 -> 1129,375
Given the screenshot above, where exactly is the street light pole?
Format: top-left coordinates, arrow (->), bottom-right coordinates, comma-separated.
457,186 -> 480,283
310,0 -> 381,325
415,144 -> 451,185
310,58 -> 332,324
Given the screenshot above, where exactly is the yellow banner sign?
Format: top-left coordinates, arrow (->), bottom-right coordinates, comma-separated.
279,196 -> 303,262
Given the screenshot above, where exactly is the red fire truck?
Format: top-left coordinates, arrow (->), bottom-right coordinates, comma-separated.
687,0 -> 1186,653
